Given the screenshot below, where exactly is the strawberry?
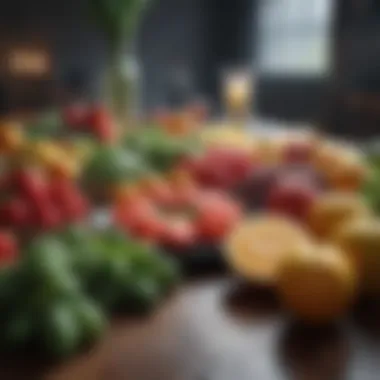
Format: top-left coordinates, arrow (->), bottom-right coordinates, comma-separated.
0,231 -> 18,265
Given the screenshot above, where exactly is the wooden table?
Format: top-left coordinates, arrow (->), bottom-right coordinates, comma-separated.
2,276 -> 380,380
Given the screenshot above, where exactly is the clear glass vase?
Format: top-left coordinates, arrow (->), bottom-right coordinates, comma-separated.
104,45 -> 141,131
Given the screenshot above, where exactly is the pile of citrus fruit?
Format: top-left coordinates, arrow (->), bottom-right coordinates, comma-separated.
193,126 -> 380,325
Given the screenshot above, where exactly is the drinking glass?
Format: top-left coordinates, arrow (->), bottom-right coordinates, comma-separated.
221,68 -> 255,127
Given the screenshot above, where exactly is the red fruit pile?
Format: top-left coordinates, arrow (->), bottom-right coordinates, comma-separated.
0,231 -> 18,266
267,175 -> 319,222
281,140 -> 314,164
63,104 -> 116,143
180,147 -> 254,190
114,186 -> 241,250
0,168 -> 89,234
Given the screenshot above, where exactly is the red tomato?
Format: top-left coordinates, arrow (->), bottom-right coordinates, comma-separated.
0,172 -> 13,193
114,199 -> 164,242
208,148 -> 253,187
86,106 -> 116,143
1,198 -> 32,228
35,202 -> 62,230
183,148 -> 254,190
12,168 -> 48,203
0,231 -> 18,265
187,101 -> 208,122
140,178 -> 175,206
114,198 -> 152,227
267,180 -> 318,221
161,217 -> 196,248
194,191 -> 242,242
62,193 -> 89,222
48,178 -> 89,223
62,104 -> 89,128
131,213 -> 166,242
152,108 -> 171,126
48,178 -> 75,203
171,185 -> 200,207
282,141 -> 313,164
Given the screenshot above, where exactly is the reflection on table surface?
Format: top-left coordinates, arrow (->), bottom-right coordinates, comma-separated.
0,277 -> 379,380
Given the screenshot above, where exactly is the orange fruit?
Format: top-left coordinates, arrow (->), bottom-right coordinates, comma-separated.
278,244 -> 357,323
336,217 -> 380,294
48,157 -> 80,180
308,192 -> 369,240
112,182 -> 141,204
313,141 -> 340,175
258,137 -> 285,165
313,142 -> 368,191
326,148 -> 368,191
137,174 -> 163,192
166,168 -> 194,188
224,215 -> 311,285
0,120 -> 24,154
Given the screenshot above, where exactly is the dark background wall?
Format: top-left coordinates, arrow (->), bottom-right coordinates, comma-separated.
326,0 -> 380,137
0,0 -> 254,114
2,0 -> 379,135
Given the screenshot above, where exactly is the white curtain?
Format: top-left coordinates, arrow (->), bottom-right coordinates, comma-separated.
257,0 -> 333,76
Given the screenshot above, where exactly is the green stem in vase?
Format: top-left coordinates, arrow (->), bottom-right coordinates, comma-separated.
89,0 -> 155,126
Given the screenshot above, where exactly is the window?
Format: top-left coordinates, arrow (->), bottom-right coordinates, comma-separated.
257,0 -> 334,76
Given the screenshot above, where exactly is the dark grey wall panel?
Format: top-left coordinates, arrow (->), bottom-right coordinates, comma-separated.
0,0 -> 213,111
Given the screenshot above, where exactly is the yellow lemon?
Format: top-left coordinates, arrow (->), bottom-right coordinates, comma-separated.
278,244 -> 357,323
225,215 -> 311,285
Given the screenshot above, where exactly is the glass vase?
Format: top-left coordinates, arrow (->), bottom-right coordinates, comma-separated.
104,45 -> 141,131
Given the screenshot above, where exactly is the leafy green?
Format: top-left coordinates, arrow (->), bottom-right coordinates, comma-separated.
362,148 -> 380,214
89,0 -> 152,45
79,229 -> 180,314
25,110 -> 65,139
124,128 -> 201,172
83,145 -> 150,188
40,300 -> 82,358
362,166 -> 380,214
0,226 -> 179,358
0,235 -> 106,358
